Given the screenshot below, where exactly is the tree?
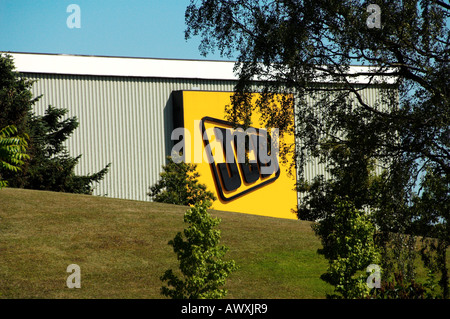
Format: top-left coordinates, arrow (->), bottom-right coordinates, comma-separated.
0,125 -> 29,189
185,0 -> 449,297
0,54 -> 36,136
297,140 -> 384,298
185,0 -> 449,194
160,202 -> 238,299
10,106 -> 111,194
297,140 -> 379,221
312,197 -> 380,299
148,156 -> 216,208
0,54 -> 110,194
412,164 -> 449,298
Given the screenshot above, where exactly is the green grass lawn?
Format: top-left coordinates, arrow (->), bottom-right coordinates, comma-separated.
0,188 -> 333,299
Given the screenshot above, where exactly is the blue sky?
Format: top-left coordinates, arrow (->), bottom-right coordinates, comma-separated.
0,0 -> 230,60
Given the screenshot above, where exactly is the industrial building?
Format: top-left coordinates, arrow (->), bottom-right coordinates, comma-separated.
9,52 -> 387,219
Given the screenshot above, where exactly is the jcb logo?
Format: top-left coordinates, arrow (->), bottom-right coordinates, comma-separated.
171,90 -> 296,219
201,117 -> 280,202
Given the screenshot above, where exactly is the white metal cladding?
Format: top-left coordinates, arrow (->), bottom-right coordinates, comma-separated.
25,73 -> 237,201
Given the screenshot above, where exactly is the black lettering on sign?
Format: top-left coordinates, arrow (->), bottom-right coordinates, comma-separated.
233,129 -> 260,184
215,127 -> 241,191
252,131 -> 276,178
201,117 -> 280,202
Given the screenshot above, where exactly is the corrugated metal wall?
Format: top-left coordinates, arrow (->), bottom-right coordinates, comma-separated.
25,72 -> 385,207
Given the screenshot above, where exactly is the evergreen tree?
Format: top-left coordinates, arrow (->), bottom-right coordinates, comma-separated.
0,54 -> 109,194
10,106 -> 110,194
0,54 -> 36,136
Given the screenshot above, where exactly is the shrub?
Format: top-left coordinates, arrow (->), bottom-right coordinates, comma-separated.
312,197 -> 380,298
160,202 -> 238,299
369,271 -> 441,299
148,156 -> 216,207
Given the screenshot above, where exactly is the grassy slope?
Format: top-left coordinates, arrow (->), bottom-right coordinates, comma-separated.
0,188 -> 332,299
